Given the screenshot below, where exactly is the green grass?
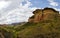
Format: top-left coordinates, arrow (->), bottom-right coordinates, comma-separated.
0,15 -> 60,38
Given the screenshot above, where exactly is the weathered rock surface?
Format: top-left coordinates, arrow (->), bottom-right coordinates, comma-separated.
28,7 -> 59,23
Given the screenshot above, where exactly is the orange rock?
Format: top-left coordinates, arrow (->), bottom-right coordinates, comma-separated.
28,7 -> 59,23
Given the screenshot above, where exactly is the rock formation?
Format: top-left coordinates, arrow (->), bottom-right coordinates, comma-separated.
28,7 -> 59,23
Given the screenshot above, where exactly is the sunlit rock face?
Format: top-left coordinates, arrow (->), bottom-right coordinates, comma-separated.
43,8 -> 59,21
28,7 -> 59,23
28,9 -> 43,23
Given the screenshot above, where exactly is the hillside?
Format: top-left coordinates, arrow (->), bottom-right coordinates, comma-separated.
0,7 -> 60,38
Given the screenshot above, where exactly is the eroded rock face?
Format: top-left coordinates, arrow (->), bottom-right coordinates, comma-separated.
28,9 -> 43,23
28,7 -> 59,23
0,33 -> 4,38
33,9 -> 43,23
28,15 -> 35,23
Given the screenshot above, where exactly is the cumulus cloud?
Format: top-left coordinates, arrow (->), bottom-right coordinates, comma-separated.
0,1 -> 11,10
53,8 -> 60,13
0,0 -> 37,24
47,0 -> 59,6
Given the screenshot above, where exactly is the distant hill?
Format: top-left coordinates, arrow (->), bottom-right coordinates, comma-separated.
11,22 -> 26,26
0,7 -> 60,38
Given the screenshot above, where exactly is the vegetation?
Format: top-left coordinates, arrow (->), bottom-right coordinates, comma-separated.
0,8 -> 60,38
0,17 -> 60,38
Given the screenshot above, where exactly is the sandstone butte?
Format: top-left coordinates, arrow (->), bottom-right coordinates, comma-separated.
28,7 -> 60,23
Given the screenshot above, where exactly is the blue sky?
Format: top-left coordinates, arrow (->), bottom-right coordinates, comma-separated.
29,0 -> 60,9
22,0 -> 60,11
0,0 -> 60,24
29,0 -> 49,8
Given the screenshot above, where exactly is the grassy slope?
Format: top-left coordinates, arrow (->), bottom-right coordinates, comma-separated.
17,20 -> 60,38
0,15 -> 60,38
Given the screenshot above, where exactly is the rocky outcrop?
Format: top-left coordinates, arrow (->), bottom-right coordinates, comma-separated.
0,33 -> 4,38
28,7 -> 59,23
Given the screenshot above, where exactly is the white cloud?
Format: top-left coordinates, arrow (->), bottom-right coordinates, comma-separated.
50,2 -> 58,6
53,8 -> 60,12
0,0 -> 37,24
48,0 -> 59,6
0,1 -> 11,10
